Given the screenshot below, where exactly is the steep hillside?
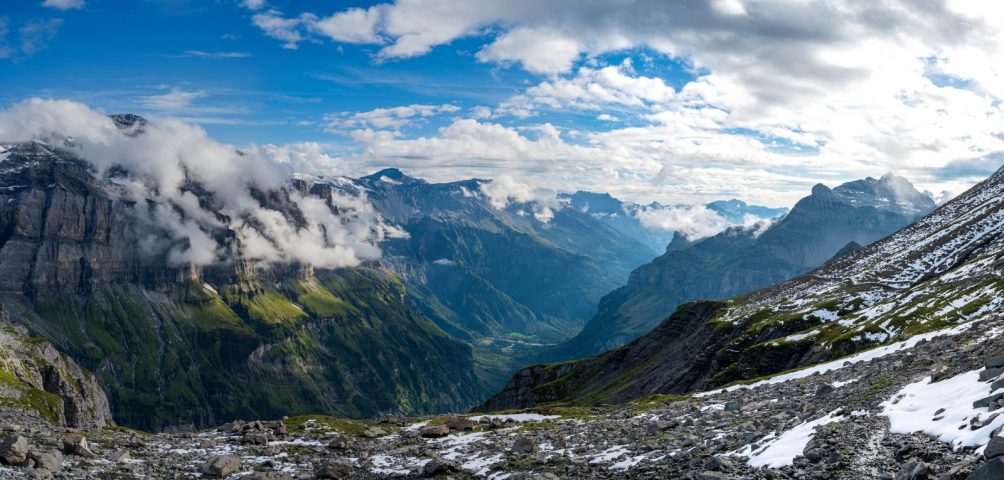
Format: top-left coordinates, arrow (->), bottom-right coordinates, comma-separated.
0,140 -> 484,431
552,174 -> 937,359
480,167 -> 1000,411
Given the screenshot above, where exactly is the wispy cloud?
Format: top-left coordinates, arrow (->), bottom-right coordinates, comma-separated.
140,88 -> 208,110
41,0 -> 85,10
171,50 -> 251,59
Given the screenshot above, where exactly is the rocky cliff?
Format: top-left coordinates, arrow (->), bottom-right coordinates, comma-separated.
0,322 -> 112,428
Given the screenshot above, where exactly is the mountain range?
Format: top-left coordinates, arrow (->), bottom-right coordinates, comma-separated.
480,165 -> 1001,411
0,116 -> 785,430
546,173 -> 938,360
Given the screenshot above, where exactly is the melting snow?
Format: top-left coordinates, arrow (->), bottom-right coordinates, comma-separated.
733,410 -> 843,468
881,369 -> 1004,451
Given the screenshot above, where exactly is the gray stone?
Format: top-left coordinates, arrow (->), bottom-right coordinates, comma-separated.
315,458 -> 353,478
446,417 -> 476,431
980,367 -> 1004,382
62,434 -> 95,458
199,454 -> 240,478
105,450 -> 131,463
0,435 -> 29,465
512,437 -> 538,454
985,436 -> 1004,460
422,457 -> 459,477
327,434 -> 348,450
968,457 -> 1004,480
986,357 -> 1004,369
420,425 -> 450,438
361,426 -> 386,438
896,461 -> 929,480
30,449 -> 62,472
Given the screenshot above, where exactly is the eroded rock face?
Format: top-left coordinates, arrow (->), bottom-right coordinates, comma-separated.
0,324 -> 113,429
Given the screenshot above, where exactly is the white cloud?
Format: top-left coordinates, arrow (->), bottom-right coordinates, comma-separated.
311,6 -> 385,44
476,26 -> 581,75
232,1 -> 1004,204
0,98 -> 400,268
175,50 -> 251,59
241,0 -> 265,10
633,205 -> 730,240
140,88 -> 208,110
17,18 -> 63,57
252,9 -> 315,49
325,104 -> 460,131
41,0 -> 84,10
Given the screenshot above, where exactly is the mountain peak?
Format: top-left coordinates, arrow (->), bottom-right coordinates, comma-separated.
360,167 -> 426,185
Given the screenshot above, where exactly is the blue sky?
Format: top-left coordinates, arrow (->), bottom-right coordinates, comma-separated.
2,0 -> 1003,206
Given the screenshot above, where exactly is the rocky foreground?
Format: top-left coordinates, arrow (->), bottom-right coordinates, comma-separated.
0,316 -> 1003,479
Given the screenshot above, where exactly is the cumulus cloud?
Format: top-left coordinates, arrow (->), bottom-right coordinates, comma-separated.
477,175 -> 559,223
41,0 -> 84,10
325,104 -> 459,132
0,98 -> 401,268
243,0 -> 1004,204
633,205 -> 731,240
251,9 -> 314,49
476,26 -> 581,75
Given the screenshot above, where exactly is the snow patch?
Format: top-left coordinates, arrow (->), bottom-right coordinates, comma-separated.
881,369 -> 1004,451
733,410 -> 843,468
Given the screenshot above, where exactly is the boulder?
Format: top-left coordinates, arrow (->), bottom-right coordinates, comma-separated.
420,425 -> 450,438
361,427 -> 386,438
327,434 -> 349,450
106,450 -> 131,463
512,437 -> 538,454
29,449 -> 62,473
422,457 -> 459,477
62,434 -> 95,458
446,417 -> 477,431
199,454 -> 240,478
986,357 -> 1004,369
895,461 -> 928,480
968,457 -> 1004,480
0,435 -> 29,465
985,436 -> 1004,460
315,458 -> 354,478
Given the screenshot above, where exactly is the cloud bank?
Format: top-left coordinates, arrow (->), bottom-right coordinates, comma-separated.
0,98 -> 401,268
258,0 -> 1004,206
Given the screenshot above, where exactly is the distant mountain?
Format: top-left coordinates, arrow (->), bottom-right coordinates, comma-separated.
479,167 -> 999,412
327,170 -> 660,345
706,198 -> 789,224
559,191 -> 787,254
549,174 -> 938,360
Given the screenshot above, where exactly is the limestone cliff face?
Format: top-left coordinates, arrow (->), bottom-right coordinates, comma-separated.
0,142 -> 135,296
0,323 -> 113,428
0,141 -> 485,431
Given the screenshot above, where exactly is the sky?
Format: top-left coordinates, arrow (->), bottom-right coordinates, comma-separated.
2,0 -> 1004,207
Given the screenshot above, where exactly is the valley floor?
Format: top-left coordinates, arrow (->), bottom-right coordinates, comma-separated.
2,316 -> 1003,479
